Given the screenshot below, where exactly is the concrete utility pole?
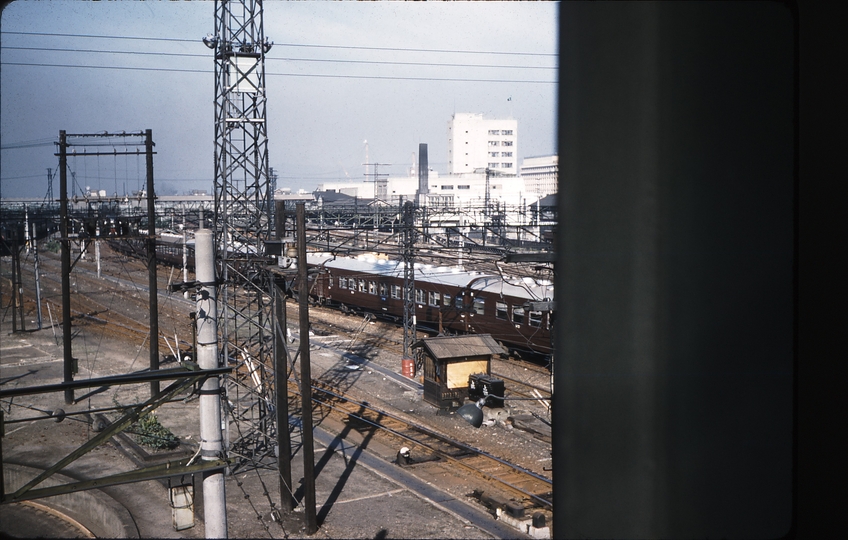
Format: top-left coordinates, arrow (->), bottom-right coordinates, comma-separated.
195,228 -> 228,538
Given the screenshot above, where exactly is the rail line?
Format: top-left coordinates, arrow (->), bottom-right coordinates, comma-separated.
305,379 -> 553,514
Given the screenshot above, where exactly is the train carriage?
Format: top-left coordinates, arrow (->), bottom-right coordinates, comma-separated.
306,253 -> 553,358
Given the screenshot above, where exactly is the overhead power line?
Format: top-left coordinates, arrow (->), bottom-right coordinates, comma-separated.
0,61 -> 556,84
1,30 -> 557,58
1,45 -> 557,71
0,138 -> 56,150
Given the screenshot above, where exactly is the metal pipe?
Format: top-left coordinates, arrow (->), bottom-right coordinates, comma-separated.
195,228 -> 228,538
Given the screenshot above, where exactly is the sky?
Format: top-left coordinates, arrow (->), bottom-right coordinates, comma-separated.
0,0 -> 558,200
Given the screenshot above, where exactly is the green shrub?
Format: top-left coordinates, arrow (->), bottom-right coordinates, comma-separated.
134,412 -> 180,450
111,395 -> 179,450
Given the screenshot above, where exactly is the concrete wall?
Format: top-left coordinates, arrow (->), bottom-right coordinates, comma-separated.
4,463 -> 140,538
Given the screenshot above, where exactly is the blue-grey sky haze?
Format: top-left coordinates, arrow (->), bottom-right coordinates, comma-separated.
1,0 -> 558,199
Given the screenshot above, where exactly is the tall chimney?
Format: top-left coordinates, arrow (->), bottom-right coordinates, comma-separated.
418,143 -> 429,195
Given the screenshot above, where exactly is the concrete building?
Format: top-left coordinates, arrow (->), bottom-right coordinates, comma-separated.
447,113 -> 518,176
521,154 -> 559,197
317,169 -> 537,211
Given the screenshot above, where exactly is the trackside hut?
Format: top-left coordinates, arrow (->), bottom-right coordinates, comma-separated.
413,334 -> 504,409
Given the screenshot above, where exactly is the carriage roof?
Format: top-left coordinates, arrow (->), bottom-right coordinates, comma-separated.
306,253 -> 552,301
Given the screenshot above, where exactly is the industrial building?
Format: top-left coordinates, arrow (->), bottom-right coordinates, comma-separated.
520,155 -> 559,198
448,113 -> 518,175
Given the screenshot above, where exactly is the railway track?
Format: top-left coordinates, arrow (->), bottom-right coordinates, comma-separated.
305,379 -> 553,516
3,247 -> 196,358
309,309 -> 552,402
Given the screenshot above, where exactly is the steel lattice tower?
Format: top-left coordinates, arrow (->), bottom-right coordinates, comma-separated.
205,0 -> 277,464
402,201 -> 416,359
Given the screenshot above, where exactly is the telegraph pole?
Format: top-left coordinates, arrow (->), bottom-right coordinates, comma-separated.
274,200 -> 294,512
59,130 -> 74,405
145,129 -> 160,398
296,202 -> 317,534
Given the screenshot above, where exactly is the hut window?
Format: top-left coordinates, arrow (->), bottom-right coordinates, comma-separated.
424,355 -> 438,382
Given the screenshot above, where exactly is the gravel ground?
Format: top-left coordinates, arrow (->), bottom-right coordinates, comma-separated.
3,242 -> 553,538
300,307 -> 553,480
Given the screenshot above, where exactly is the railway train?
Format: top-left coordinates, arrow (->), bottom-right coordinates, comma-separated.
305,253 -> 554,359
108,235 -> 554,359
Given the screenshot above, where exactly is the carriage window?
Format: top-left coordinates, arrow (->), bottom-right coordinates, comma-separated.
529,310 -> 543,327
512,306 -> 525,325
429,291 -> 440,306
443,293 -> 451,307
391,284 -> 401,299
415,289 -> 425,303
358,279 -> 366,292
473,297 -> 486,315
369,281 -> 377,294
338,277 -> 347,289
496,301 -> 508,320
379,283 -> 388,297
456,294 -> 464,309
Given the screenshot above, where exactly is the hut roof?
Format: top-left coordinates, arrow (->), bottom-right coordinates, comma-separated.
412,334 -> 504,360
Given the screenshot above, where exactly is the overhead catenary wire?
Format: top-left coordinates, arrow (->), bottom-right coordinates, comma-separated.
1,29 -> 556,84
0,61 -> 556,84
2,45 -> 558,71
1,30 -> 558,57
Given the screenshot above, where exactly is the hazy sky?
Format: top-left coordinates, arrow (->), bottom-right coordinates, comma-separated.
0,1 -> 558,199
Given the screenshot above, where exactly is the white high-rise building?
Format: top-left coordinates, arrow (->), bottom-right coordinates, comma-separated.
521,154 -> 558,197
447,113 -> 518,175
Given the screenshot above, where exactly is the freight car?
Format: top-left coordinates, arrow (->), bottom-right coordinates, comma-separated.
305,253 -> 554,358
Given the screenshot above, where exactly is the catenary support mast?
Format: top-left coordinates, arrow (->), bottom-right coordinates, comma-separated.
205,0 -> 281,494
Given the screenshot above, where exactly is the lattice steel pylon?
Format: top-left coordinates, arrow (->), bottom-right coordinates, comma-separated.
402,201 -> 417,360
204,0 -> 277,469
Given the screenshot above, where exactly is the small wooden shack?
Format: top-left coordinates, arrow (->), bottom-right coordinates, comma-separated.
413,334 -> 505,410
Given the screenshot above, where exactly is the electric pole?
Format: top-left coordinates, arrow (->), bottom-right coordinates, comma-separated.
205,0 -> 279,484
402,201 -> 416,361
